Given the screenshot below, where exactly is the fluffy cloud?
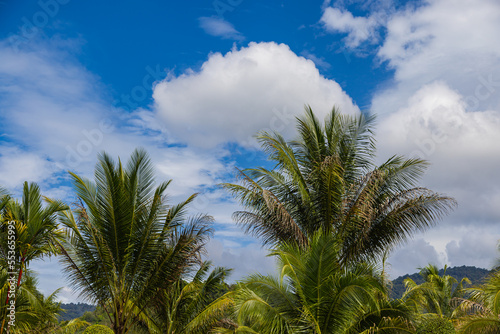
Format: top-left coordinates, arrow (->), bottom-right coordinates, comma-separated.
300,50 -> 331,70
321,1 -> 500,114
446,233 -> 499,269
154,147 -> 228,197
389,238 -> 442,277
153,42 -> 359,148
373,0 -> 500,230
198,16 -> 244,41
320,7 -> 381,48
0,146 -> 56,190
377,82 -> 500,178
374,0 -> 500,114
0,39 -> 118,175
378,82 -> 500,274
0,39 -> 230,196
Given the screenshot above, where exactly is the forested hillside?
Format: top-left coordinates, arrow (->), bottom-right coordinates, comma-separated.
59,303 -> 96,321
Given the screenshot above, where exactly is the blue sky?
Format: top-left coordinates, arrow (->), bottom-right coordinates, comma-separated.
1,0 -> 500,302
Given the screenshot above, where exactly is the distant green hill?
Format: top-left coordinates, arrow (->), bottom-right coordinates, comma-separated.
60,303 -> 96,321
390,265 -> 491,299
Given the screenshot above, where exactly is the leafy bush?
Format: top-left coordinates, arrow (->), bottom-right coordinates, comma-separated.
417,317 -> 455,334
83,324 -> 114,334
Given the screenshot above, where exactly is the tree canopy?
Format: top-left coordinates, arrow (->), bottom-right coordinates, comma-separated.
223,106 -> 456,264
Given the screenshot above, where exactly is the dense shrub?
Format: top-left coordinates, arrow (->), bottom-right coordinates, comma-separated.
417,317 -> 455,334
83,324 -> 114,334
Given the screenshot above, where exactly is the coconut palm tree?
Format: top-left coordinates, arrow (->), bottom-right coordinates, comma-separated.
403,265 -> 470,318
225,230 -> 415,334
223,106 -> 456,265
403,264 -> 470,333
148,261 -> 233,334
57,149 -> 213,334
0,182 -> 67,334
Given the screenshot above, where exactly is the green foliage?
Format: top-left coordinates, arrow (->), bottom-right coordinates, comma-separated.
417,317 -> 455,334
0,268 -> 88,334
27,287 -> 65,333
456,270 -> 500,333
0,183 -> 67,334
78,307 -> 111,328
0,268 -> 44,333
230,230 -> 414,333
403,264 -> 470,319
83,324 -> 113,334
80,311 -> 98,324
150,261 -> 233,334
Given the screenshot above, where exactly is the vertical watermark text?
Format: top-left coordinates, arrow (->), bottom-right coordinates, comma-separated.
6,220 -> 17,329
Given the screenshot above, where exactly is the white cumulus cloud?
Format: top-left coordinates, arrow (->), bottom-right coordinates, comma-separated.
153,42 -> 359,148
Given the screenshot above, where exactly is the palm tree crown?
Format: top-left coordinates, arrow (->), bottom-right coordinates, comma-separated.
403,264 -> 470,319
455,270 -> 500,333
223,106 -> 456,264
58,149 -> 213,334
150,261 -> 233,334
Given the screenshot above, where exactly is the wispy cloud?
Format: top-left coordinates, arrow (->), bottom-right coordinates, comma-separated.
301,50 -> 331,70
198,16 -> 244,41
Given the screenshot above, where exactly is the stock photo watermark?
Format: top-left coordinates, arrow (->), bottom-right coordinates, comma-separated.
64,120 -> 114,168
6,220 -> 17,330
114,65 -> 165,110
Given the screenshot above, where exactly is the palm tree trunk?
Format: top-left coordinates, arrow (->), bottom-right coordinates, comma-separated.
16,258 -> 24,288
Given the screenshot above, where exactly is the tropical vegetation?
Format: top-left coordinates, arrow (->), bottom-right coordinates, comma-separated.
0,106 -> 498,333
454,270 -> 500,333
227,230 -> 414,333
